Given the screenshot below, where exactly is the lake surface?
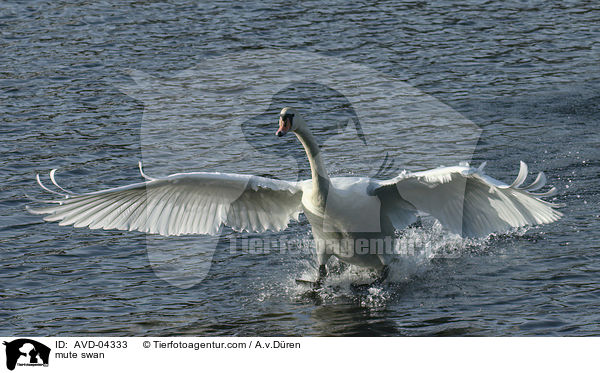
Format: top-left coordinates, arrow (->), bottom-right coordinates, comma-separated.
1,0 -> 599,336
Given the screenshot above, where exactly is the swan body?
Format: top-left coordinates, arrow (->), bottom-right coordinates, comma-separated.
300,177 -> 394,270
28,107 -> 563,285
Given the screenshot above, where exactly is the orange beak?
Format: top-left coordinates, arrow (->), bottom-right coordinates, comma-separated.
276,116 -> 292,137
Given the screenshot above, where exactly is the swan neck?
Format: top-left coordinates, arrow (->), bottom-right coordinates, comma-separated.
294,126 -> 329,202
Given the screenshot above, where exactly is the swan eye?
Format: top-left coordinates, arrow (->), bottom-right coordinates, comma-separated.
280,113 -> 294,127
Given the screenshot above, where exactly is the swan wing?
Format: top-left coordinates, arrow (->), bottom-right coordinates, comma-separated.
27,170 -> 303,236
373,162 -> 563,237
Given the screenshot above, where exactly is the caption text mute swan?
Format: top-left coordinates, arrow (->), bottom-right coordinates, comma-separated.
28,107 -> 563,288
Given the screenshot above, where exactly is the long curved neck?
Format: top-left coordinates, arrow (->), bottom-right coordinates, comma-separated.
294,125 -> 329,206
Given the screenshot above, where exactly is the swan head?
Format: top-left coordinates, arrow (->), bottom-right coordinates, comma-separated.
276,107 -> 304,137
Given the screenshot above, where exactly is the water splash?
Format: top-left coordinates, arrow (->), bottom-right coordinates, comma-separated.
288,220 -> 491,307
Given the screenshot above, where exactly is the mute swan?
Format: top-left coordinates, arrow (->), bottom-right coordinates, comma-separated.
28,107 -> 563,287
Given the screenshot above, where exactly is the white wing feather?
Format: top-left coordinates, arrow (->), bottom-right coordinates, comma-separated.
28,171 -> 303,236
375,162 -> 563,237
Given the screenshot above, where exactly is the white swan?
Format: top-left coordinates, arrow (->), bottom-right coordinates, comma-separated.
28,107 -> 563,287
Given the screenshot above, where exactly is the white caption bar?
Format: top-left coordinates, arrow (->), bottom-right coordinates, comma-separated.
0,337 -> 596,372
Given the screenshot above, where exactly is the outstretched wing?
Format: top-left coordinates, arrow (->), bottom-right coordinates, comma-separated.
27,167 -> 303,236
372,161 -> 563,237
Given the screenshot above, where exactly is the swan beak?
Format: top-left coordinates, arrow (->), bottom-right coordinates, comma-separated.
276,116 -> 291,137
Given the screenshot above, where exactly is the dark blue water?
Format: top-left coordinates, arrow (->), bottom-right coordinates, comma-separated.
1,0 -> 599,336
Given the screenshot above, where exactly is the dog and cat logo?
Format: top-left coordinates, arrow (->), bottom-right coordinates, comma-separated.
3,339 -> 50,371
